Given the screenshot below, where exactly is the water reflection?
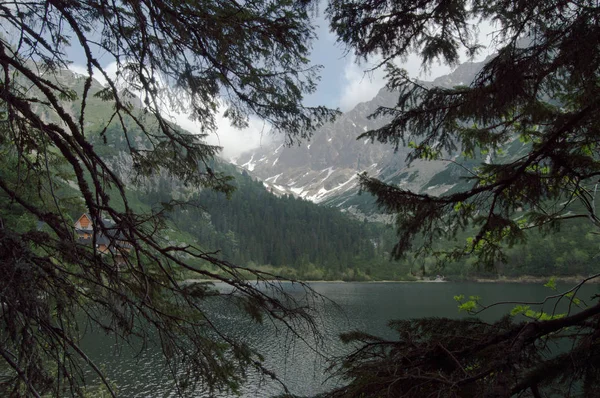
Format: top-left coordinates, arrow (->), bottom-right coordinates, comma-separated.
81,282 -> 599,397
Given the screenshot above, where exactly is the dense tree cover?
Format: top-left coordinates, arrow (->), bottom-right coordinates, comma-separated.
82,95 -> 404,282
407,221 -> 600,280
122,152 -> 600,283
132,161 -> 600,283
324,0 -> 600,396
155,167 -> 401,280
0,0 -> 338,396
193,171 -> 375,267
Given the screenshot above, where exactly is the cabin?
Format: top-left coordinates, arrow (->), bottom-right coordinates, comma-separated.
75,213 -> 131,260
74,213 -> 93,240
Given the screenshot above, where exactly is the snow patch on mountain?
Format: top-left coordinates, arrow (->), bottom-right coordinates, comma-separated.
290,186 -> 306,195
231,59 -> 489,213
265,173 -> 282,183
241,154 -> 256,171
320,167 -> 335,182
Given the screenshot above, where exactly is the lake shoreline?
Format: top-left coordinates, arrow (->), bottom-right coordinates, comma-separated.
300,276 -> 599,284
184,275 -> 600,284
469,275 -> 600,284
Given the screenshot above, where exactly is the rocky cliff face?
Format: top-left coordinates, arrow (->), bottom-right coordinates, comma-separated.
232,88 -> 398,203
232,60 -> 488,212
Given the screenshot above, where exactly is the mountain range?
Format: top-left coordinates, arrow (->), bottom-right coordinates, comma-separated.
18,58 -> 600,281
232,60 -> 490,216
28,67 -> 400,279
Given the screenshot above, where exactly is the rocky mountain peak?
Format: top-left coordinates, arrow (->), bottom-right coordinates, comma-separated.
233,60 -> 487,211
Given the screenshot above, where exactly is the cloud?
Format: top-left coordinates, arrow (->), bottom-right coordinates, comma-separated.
338,59 -> 387,111
68,62 -> 270,160
212,114 -> 275,161
333,19 -> 499,113
68,61 -> 119,87
169,109 -> 275,161
336,54 -> 444,111
335,49 -> 492,111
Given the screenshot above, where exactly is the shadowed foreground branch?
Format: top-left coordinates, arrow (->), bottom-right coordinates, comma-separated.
324,0 -> 600,396
327,299 -> 600,397
0,0 -> 337,396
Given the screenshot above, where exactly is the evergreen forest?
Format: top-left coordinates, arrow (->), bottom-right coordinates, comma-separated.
3,0 -> 600,396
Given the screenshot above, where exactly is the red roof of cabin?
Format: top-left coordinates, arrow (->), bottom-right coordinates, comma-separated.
76,214 -> 92,229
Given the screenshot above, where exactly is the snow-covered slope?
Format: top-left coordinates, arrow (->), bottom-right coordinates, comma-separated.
232,60 -> 488,211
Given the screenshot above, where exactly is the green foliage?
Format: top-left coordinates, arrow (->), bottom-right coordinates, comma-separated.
454,294 -> 480,313
0,0 -> 336,396
544,276 -> 557,290
510,305 -> 530,317
457,300 -> 477,313
133,163 -> 405,281
324,0 -> 600,396
510,304 -> 566,321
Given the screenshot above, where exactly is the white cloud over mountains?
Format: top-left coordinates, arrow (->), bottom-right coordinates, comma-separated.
337,52 -> 458,111
68,62 -> 119,88
69,61 -> 274,160
338,61 -> 387,111
175,111 -> 275,160
68,18 -> 498,161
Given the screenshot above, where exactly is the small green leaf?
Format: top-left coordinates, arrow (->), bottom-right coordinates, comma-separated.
544,277 -> 557,290
523,309 -> 565,321
458,300 -> 476,312
510,305 -> 530,316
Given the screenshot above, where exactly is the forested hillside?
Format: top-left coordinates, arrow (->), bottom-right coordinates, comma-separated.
12,68 -> 402,281
39,70 -> 600,282
135,164 -> 402,280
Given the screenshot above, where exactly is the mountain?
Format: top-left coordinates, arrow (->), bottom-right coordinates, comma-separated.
17,65 -> 600,282
23,68 -> 402,279
232,60 -> 491,215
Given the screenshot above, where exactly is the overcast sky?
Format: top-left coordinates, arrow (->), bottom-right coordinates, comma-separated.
201,14 -> 499,159
68,12 -> 498,160
206,13 -> 458,159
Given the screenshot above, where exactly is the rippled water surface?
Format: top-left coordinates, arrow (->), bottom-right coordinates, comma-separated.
81,281 -> 599,397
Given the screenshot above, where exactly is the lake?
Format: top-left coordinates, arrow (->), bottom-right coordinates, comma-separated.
81,281 -> 599,397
